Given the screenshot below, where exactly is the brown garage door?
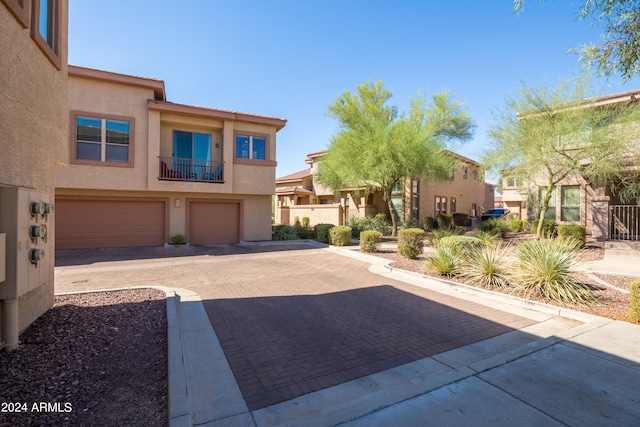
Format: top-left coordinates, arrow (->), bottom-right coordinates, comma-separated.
189,201 -> 240,244
56,198 -> 166,249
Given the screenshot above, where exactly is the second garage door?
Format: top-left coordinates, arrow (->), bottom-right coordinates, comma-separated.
56,198 -> 167,249
189,201 -> 240,244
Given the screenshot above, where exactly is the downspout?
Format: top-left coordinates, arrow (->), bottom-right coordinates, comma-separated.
1,298 -> 19,350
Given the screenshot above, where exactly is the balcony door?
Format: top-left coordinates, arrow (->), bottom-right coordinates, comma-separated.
173,131 -> 211,179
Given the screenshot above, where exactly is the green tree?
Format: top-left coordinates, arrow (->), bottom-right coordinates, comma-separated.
317,81 -> 475,236
483,76 -> 640,238
513,0 -> 640,82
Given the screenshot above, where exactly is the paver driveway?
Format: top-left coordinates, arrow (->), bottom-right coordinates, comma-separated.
55,244 -> 537,411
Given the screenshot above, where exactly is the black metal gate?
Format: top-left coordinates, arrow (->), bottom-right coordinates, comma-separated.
609,205 -> 640,241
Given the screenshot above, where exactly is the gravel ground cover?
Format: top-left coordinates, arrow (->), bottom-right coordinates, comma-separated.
374,234 -> 638,324
0,288 -> 167,427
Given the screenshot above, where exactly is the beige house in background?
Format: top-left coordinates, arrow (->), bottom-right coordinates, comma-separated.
1,0 -> 69,349
500,89 -> 640,242
56,66 -> 286,249
275,150 -> 494,228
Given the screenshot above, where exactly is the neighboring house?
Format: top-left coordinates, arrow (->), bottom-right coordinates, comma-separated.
500,89 -> 640,241
55,66 -> 286,249
1,0 -> 69,349
275,150 -> 494,228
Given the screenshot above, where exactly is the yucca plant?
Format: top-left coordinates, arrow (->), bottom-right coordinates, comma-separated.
514,239 -> 593,303
470,230 -> 501,247
425,246 -> 463,276
463,245 -> 512,290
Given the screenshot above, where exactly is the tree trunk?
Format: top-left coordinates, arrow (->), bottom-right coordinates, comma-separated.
535,183 -> 554,239
385,187 -> 399,237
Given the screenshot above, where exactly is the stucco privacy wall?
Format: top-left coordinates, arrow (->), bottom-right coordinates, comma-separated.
0,1 -> 69,334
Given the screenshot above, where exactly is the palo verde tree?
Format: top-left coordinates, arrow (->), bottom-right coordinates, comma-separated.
317,81 -> 475,236
513,0 -> 640,82
483,76 -> 640,239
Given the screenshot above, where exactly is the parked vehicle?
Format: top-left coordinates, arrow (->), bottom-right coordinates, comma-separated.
481,208 -> 510,221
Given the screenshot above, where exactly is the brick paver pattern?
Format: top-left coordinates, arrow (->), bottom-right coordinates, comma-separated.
55,246 -> 537,411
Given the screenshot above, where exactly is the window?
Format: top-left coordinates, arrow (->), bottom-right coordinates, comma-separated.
505,177 -> 522,188
451,198 -> 457,214
435,196 -> 447,216
31,0 -> 61,69
235,134 -> 266,160
173,130 -> 212,178
561,186 -> 581,221
539,187 -> 557,220
74,114 -> 133,165
2,0 -> 30,27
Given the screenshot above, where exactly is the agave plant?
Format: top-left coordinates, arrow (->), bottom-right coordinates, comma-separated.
425,246 -> 463,276
514,239 -> 593,303
463,244 -> 512,290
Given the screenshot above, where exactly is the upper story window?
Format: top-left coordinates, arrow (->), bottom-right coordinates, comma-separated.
505,177 -> 522,188
31,0 -> 61,69
2,0 -> 30,27
73,113 -> 133,166
235,134 -> 266,160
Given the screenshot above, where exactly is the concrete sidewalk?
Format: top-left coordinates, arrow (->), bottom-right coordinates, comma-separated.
55,243 -> 640,426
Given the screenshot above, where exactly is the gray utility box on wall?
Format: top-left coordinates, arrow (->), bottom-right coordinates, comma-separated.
0,187 -> 52,299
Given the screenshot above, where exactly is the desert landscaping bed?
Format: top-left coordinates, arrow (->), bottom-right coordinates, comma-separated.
374,234 -> 638,324
0,288 -> 167,427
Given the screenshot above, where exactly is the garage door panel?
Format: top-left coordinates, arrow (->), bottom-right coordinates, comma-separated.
56,199 -> 165,249
189,202 -> 239,245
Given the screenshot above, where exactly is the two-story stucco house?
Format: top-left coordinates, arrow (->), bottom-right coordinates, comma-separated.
500,89 -> 640,242
275,150 -> 494,228
55,66 -> 286,249
1,0 -> 68,349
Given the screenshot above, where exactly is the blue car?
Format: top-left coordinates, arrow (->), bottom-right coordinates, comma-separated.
481,208 -> 509,221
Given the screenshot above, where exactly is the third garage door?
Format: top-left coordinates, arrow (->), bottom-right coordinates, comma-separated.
189,201 -> 240,244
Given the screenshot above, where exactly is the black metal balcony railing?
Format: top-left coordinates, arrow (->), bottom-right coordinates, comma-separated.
610,205 -> 639,241
158,157 -> 224,183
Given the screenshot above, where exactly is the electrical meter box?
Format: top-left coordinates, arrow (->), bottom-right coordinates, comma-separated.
0,187 -> 53,299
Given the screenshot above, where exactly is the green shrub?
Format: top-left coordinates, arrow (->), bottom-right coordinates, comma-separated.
463,245 -> 512,290
360,230 -> 382,253
425,246 -> 463,276
557,225 -> 586,248
423,216 -> 434,231
329,226 -> 352,246
301,217 -> 310,227
170,234 -> 186,245
515,239 -> 593,303
350,213 -> 392,236
452,213 -> 469,227
399,217 -> 418,230
532,219 -> 556,238
426,227 -> 465,246
294,225 -> 315,240
630,280 -> 640,322
510,219 -> 527,232
314,223 -> 335,244
272,225 -> 298,241
438,235 -> 484,259
398,228 -> 425,259
477,218 -> 511,237
437,214 -> 453,230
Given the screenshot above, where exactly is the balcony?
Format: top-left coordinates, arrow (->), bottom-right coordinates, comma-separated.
158,157 -> 224,183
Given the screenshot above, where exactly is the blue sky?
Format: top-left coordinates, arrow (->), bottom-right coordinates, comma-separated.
68,0 -> 634,182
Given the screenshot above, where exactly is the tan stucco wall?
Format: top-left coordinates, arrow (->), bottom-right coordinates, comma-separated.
281,205 -> 343,227
420,165 -> 489,220
56,75 -> 155,190
1,1 -> 68,333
